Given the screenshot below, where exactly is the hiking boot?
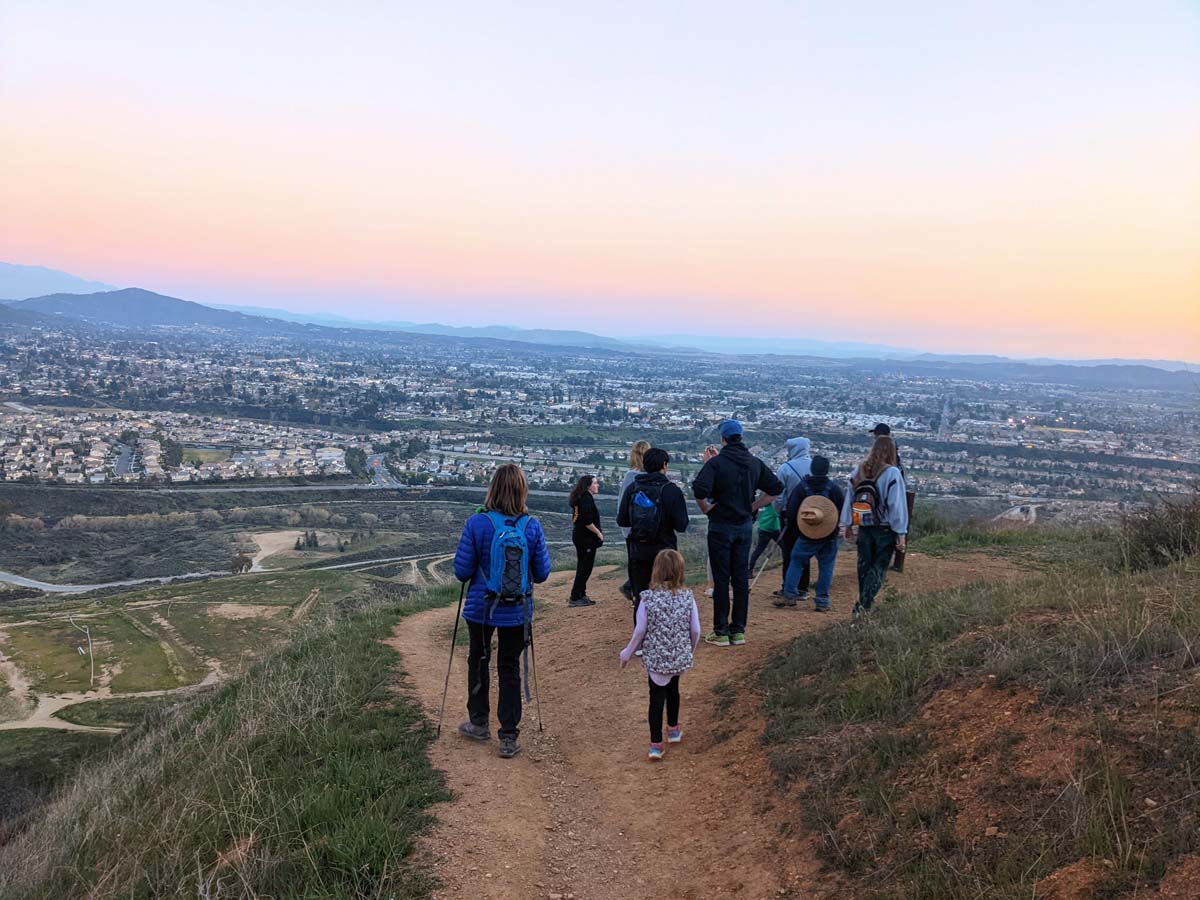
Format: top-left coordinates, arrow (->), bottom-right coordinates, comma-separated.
648,743 -> 665,761
704,632 -> 730,647
497,735 -> 521,758
568,597 -> 597,608
667,726 -> 683,744
730,632 -> 746,646
814,602 -> 830,613
772,595 -> 791,608
457,721 -> 490,741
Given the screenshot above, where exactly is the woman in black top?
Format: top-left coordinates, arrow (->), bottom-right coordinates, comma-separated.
568,474 -> 604,607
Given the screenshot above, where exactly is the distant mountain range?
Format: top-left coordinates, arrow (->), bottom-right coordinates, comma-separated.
2,262 -> 1195,374
0,262 -> 115,301
7,288 -> 297,332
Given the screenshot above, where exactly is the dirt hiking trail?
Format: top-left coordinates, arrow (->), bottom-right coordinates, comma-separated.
388,552 -> 1020,899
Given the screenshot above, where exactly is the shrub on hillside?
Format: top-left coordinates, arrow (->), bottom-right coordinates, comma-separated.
1117,488 -> 1200,571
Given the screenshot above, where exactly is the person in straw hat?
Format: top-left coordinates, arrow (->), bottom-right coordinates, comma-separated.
778,456 -> 846,612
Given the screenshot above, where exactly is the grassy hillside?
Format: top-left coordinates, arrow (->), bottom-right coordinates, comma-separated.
761,498 -> 1200,898
0,581 -> 460,899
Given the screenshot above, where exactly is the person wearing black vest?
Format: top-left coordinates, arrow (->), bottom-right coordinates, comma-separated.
691,421 -> 783,647
616,447 -> 690,613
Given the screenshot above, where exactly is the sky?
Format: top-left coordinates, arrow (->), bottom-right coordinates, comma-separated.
1,2 -> 1198,361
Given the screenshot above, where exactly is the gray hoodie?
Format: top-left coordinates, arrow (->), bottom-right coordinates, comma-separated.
775,437 -> 812,511
617,468 -> 640,539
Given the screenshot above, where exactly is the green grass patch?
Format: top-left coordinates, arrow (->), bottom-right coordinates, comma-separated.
140,603 -> 294,675
0,729 -> 117,829
0,581 -> 458,899
54,695 -> 174,728
0,615 -> 161,694
116,567 -> 363,608
182,448 -> 230,464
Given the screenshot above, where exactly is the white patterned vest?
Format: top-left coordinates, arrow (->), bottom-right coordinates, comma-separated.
639,588 -> 694,676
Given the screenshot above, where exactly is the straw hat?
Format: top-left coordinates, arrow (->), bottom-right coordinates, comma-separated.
797,495 -> 839,540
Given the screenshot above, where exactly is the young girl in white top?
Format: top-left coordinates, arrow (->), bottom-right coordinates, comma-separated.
619,549 -> 701,760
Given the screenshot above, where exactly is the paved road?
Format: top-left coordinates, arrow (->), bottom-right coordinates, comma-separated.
367,452 -> 402,487
113,442 -> 134,476
0,569 -> 225,595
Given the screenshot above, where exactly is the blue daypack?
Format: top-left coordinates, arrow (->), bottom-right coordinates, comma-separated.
484,511 -> 531,602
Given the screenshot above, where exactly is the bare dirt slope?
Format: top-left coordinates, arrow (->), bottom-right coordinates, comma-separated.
388,551 -> 1021,899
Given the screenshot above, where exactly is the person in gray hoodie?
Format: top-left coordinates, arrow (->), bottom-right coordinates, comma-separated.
773,436 -> 813,598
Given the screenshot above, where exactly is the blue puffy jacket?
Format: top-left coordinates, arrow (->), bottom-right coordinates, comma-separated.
453,511 -> 552,627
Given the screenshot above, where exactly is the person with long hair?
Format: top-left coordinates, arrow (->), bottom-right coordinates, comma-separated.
453,463 -> 552,758
619,549 -> 701,761
840,436 -> 909,618
617,440 -> 651,602
568,473 -> 604,607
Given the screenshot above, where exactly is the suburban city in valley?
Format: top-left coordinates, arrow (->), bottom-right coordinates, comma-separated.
2,313 -> 1195,503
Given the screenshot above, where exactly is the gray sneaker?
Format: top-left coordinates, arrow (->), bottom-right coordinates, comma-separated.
497,735 -> 521,758
457,721 -> 490,741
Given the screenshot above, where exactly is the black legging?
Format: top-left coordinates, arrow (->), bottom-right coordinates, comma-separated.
648,675 -> 680,743
570,541 -> 596,601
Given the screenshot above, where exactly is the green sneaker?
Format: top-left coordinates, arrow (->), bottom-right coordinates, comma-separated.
730,632 -> 747,646
704,632 -> 730,647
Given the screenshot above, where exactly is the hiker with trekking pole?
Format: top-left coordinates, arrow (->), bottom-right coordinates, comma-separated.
444,463 -> 552,758
773,436 -> 813,601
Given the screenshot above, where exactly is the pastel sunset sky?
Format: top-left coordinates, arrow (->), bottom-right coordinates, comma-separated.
2,2 -> 1197,360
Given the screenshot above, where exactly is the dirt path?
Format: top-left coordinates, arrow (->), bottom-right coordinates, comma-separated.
249,530 -> 306,571
388,551 -> 1022,899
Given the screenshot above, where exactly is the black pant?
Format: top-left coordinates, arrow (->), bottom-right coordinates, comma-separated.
779,531 -> 811,594
570,541 -> 597,601
648,675 -> 680,743
708,520 -> 752,635
630,555 -> 654,623
748,528 -> 779,572
624,537 -> 635,594
856,526 -> 897,611
466,621 -> 524,737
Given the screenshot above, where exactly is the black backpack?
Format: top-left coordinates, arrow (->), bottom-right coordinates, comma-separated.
629,482 -> 665,543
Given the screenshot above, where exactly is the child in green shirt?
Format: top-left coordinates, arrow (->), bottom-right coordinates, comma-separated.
748,503 -> 782,575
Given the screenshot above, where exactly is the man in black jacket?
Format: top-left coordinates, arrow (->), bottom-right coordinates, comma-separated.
616,447 -> 690,605
691,421 -> 783,647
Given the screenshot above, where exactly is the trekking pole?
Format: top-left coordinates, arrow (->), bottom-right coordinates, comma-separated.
527,599 -> 544,733
749,540 -> 777,593
436,581 -> 467,738
529,629 -> 544,733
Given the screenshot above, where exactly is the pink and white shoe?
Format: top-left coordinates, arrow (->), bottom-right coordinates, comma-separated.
648,743 -> 665,761
666,726 -> 683,744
